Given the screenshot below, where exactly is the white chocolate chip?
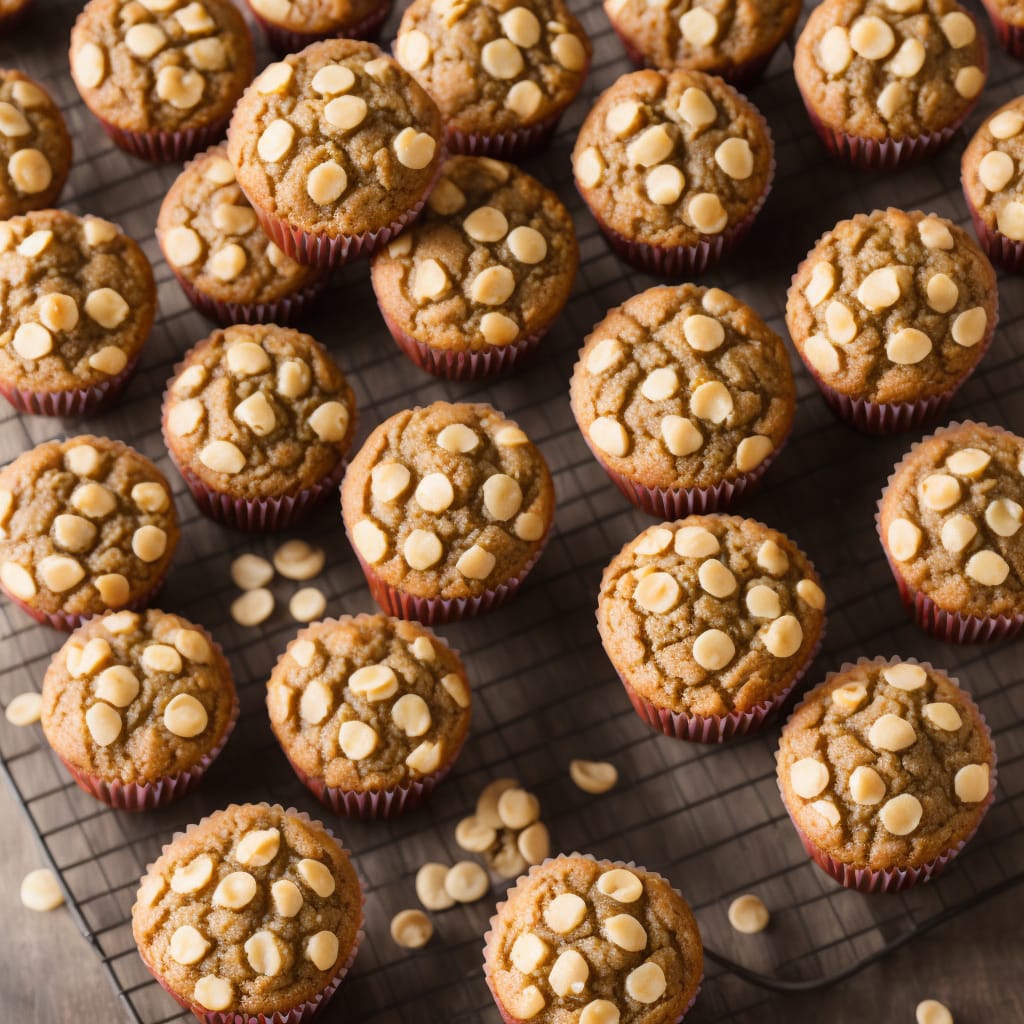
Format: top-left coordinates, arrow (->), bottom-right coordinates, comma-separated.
498,787 -> 540,829
986,498 -> 1023,536
170,925 -> 210,966
38,294 -> 79,333
955,67 -> 985,99
392,693 -> 432,737
391,909 -> 432,949
941,513 -> 977,553
38,555 -> 85,593
923,701 -> 962,731
661,415 -> 703,456
257,62 -> 294,95
73,42 -> 107,89
12,322 -> 53,361
991,109 -> 1024,139
857,266 -> 901,310
850,15 -> 895,58
125,23 -> 167,58
877,81 -> 909,120
470,265 -> 515,305
352,520 -> 388,563
551,33 -> 587,70
746,584 -> 781,618
605,913 -> 647,951
481,311 -> 519,345
688,192 -> 728,234
804,263 -> 836,306
171,855 -> 214,895
311,64 -> 355,96
412,258 -> 448,302
887,517 -> 922,561
763,614 -> 803,657
919,217 -> 954,249
579,1001 -> 619,1024
339,719 -> 378,760
692,628 -> 735,670
393,128 -> 437,169
916,1000 -> 954,1024
245,931 -> 283,976
683,313 -> 725,351
679,6 -> 718,45
714,138 -> 753,179
954,763 -> 989,802
349,664 -> 399,702
818,25 -> 853,73
569,758 -> 617,794
445,861 -> 489,903
883,663 -> 927,690
550,949 -> 589,997
590,416 -> 630,457
678,86 -> 717,128
887,327 -> 932,364
96,574 -> 129,605
849,765 -> 886,804
5,691 -> 42,726
690,380 -> 733,422
633,571 -> 680,613
309,401 -> 350,442
257,119 -> 295,163
156,66 -> 205,110
951,307 -> 987,347
869,713 -> 917,750
371,462 -> 411,503
698,558 -> 736,598
21,870 -> 69,912
888,37 -> 925,76
325,95 -> 367,132
575,146 -> 605,188
415,472 -> 454,513
132,525 -> 167,563
483,473 -> 522,520
200,440 -> 246,475
736,435 -> 773,472
645,164 -> 685,205
511,931 -> 550,972
833,682 -> 868,711
675,525 -> 719,558
627,125 -> 673,168
727,895 -> 769,935
966,549 -> 1010,585
507,225 -> 546,263
880,793 -> 923,835
85,702 -> 122,746
396,29 -> 432,70
979,150 -> 1014,193
544,892 -> 587,933
84,288 -> 129,329
230,588 -> 274,626
920,473 -> 961,511
289,587 -> 325,623
790,757 -> 829,798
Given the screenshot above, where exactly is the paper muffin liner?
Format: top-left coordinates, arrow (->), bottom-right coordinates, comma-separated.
248,0 -> 391,53
979,0 -> 1024,58
137,805 -> 365,1024
169,266 -> 330,327
378,305 -> 546,380
483,854 -> 702,1023
0,352 -> 141,417
350,526 -> 551,626
2,574 -> 167,632
966,199 -> 1024,274
445,107 -> 568,161
779,657 -> 998,893
98,117 -> 231,164
875,420 -> 1024,642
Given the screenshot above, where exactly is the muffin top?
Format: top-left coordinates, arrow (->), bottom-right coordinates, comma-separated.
267,614 -> 472,791
572,69 -> 773,249
371,156 -> 577,353
158,146 -> 322,307
132,803 -> 363,1017
571,284 -> 794,492
342,401 -> 554,601
41,609 -> 235,783
598,516 -> 827,717
163,324 -> 356,500
248,0 -> 382,33
227,39 -> 443,239
793,0 -> 986,139
879,422 -> 1024,619
0,435 -> 179,619
962,97 -> 1024,242
487,854 -> 703,1024
0,209 -> 156,395
603,0 -> 801,80
778,658 -> 995,871
0,70 -> 71,218
69,0 -> 255,134
394,0 -> 591,135
786,209 -> 996,405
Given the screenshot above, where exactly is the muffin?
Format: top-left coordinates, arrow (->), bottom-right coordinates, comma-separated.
483,854 -> 703,1024
572,69 -> 774,276
370,156 -> 578,379
0,69 -> 71,217
786,209 -> 997,434
877,421 -> 1024,642
394,0 -> 591,159
41,609 -> 236,810
571,284 -> 795,518
158,146 -> 327,327
598,516 -> 827,743
604,0 -> 801,87
778,657 -> 997,892
341,401 -> 555,624
794,0 -> 987,170
962,97 -> 1024,273
162,323 -> 357,531
978,0 -> 1024,56
0,209 -> 156,416
0,435 -> 179,629
227,39 -> 443,268
69,0 -> 255,162
132,803 -> 363,1022
267,614 -> 472,818
245,0 -> 391,55
0,0 -> 32,31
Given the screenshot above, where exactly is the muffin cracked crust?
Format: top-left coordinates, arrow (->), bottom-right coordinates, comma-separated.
267,614 -> 471,813
0,69 -> 71,217
598,516 -> 826,737
878,422 -> 1024,630
394,0 -> 591,156
0,209 -> 156,414
484,854 -> 703,1024
226,39 -> 443,266
132,803 -> 363,1019
571,284 -> 794,516
778,658 -> 996,887
246,0 -> 391,54
0,435 -> 179,628
371,155 -> 577,377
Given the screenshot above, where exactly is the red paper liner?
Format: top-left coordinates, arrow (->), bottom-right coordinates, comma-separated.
966,197 -> 1024,274
980,0 -> 1024,58
248,0 -> 391,53
137,805 -> 364,1023
168,266 -> 330,327
445,108 -> 567,161
0,351 -> 140,416
875,420 -> 1024,642
98,116 -> 231,164
378,305 -> 546,380
483,854 -> 702,1023
780,656 -> 998,892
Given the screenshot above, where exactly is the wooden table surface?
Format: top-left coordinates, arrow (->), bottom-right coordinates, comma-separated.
4,779 -> 1022,1023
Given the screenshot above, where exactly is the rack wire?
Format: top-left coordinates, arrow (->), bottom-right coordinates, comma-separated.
2,1 -> 1023,1021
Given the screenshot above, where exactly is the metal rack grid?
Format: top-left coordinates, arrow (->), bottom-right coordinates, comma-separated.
2,1 -> 1024,1021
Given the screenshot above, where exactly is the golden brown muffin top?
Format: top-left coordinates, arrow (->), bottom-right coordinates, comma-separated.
267,614 -> 471,791
163,324 -> 356,501
571,284 -> 794,492
487,854 -> 703,1024
249,0 -> 382,33
0,210 -> 156,395
342,401 -> 554,601
371,156 -> 577,353
879,422 -> 1024,619
794,0 -> 986,139
598,516 -> 827,717
0,435 -> 179,618
227,39 -> 443,238
394,0 -> 591,134
778,658 -> 995,872
786,209 -> 997,405
962,97 -> 1024,240
69,0 -> 255,134
132,804 -> 363,1017
572,69 -> 773,249
41,609 -> 235,783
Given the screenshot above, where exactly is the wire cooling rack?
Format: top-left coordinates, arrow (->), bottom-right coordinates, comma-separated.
2,1 -> 1024,1022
